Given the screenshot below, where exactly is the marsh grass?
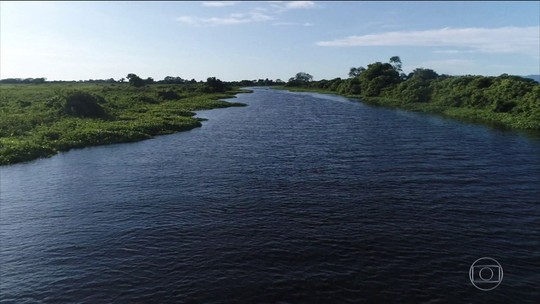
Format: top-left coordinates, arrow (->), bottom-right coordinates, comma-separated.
0,83 -> 247,165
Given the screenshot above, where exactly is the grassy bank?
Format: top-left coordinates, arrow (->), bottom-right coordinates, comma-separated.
0,83 -> 248,165
359,96 -> 540,130
280,57 -> 540,131
275,79 -> 540,131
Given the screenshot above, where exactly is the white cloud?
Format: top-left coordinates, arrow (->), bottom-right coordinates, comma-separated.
285,1 -> 315,10
202,1 -> 238,8
176,16 -> 199,26
177,1 -> 316,27
432,50 -> 475,54
316,27 -> 540,56
269,1 -> 317,12
177,12 -> 272,26
273,21 -> 314,27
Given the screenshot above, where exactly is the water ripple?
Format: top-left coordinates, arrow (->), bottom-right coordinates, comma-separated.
1,88 -> 539,303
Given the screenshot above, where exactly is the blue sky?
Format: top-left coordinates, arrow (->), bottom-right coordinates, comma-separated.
1,1 -> 539,81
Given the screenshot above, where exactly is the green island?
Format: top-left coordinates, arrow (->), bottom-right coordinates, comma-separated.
279,56 -> 540,131
0,75 -> 247,165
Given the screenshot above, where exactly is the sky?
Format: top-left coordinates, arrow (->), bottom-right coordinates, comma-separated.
1,1 -> 539,81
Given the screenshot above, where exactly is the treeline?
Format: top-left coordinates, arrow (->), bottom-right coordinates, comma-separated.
0,78 -> 47,84
285,57 -> 540,129
0,76 -> 287,87
0,74 -> 235,95
0,76 -> 199,85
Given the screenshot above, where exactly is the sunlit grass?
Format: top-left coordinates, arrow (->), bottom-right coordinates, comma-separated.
0,83 -> 247,165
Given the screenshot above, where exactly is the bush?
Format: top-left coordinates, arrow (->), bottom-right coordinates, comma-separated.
64,91 -> 106,118
203,77 -> 227,93
136,95 -> 159,104
158,90 -> 180,100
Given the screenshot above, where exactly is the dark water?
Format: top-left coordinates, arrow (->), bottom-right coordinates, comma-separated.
1,88 -> 539,303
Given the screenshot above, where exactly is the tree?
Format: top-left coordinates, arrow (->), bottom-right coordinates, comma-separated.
126,73 -> 145,87
337,77 -> 361,95
408,68 -> 439,81
287,72 -> 313,86
389,56 -> 402,72
294,72 -> 313,82
359,62 -> 401,96
348,67 -> 366,78
162,76 -> 184,84
205,77 -> 226,92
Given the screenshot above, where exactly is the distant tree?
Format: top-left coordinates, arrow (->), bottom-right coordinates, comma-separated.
239,80 -> 255,86
287,72 -> 313,86
337,77 -> 361,95
408,68 -> 439,81
145,77 -> 154,85
359,62 -> 401,96
389,56 -> 402,72
256,78 -> 274,86
205,77 -> 226,92
294,72 -> 313,82
162,76 -> 185,84
118,78 -> 125,83
348,67 -> 366,78
2,77 -> 48,84
127,73 -> 145,87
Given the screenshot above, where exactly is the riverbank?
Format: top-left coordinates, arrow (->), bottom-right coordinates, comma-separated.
275,86 -> 540,131
0,83 -> 249,165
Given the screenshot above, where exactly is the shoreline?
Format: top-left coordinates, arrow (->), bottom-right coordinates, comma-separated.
274,86 -> 540,132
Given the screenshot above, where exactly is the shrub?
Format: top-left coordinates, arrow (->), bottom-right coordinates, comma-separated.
64,91 -> 106,118
137,95 -> 159,104
158,90 -> 180,100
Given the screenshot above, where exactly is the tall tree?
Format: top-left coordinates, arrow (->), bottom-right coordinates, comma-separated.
389,56 -> 402,72
293,72 -> 313,82
126,73 -> 145,87
348,67 -> 366,78
359,62 -> 401,96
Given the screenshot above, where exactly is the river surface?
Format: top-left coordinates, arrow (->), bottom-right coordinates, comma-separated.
1,88 -> 539,303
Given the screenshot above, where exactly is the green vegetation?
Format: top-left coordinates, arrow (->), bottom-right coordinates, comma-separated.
0,78 -> 247,165
284,57 -> 540,130
2,63 -> 538,165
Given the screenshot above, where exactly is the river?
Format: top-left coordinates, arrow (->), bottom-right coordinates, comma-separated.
1,88 -> 539,303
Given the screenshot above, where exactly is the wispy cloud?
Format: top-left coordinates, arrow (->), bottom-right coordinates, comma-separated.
316,27 -> 540,56
178,1 -> 317,27
273,21 -> 314,27
177,12 -> 272,26
432,50 -> 475,54
285,1 -> 316,10
269,1 -> 317,12
201,1 -> 238,8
